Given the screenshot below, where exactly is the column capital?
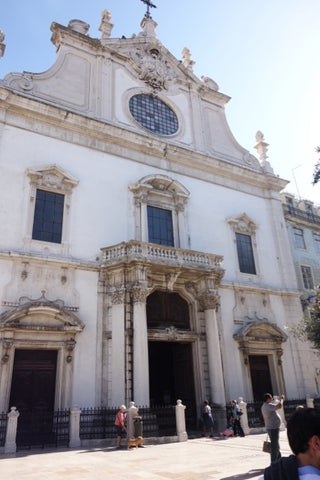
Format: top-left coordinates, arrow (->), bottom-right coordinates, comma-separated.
111,288 -> 126,305
132,286 -> 149,304
198,292 -> 220,311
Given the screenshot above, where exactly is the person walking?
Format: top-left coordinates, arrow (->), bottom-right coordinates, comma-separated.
202,400 -> 214,437
114,404 -> 127,449
259,407 -> 320,479
231,399 -> 245,437
261,393 -> 284,463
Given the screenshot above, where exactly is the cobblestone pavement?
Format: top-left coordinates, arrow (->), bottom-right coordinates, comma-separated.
0,431 -> 291,480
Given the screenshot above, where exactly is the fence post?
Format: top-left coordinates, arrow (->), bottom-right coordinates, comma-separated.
4,406 -> 19,454
238,397 -> 249,436
306,395 -> 314,408
69,405 -> 81,448
127,401 -> 138,439
175,399 -> 188,442
273,396 -> 286,430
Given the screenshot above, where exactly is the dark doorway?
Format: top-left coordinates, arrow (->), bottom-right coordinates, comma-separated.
148,341 -> 196,427
9,349 -> 58,447
249,355 -> 273,401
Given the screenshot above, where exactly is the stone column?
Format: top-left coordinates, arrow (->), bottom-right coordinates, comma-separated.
200,293 -> 226,406
69,405 -> 81,448
132,286 -> 150,407
175,399 -> 188,442
4,407 -> 19,454
110,288 -> 126,406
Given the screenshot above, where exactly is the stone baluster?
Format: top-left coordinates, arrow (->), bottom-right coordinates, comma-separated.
175,399 -> 188,442
4,406 -> 19,454
69,405 -> 81,448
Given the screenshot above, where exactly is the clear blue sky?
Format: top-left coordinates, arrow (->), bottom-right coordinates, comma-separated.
1,0 -> 319,204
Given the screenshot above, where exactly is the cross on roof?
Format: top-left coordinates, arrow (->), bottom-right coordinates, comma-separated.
141,0 -> 157,19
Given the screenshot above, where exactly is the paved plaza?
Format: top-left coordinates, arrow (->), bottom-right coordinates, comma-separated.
0,431 -> 292,480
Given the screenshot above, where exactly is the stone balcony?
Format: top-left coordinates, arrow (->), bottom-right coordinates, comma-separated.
100,240 -> 224,285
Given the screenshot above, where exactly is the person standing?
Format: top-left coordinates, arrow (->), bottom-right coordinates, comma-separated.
114,404 -> 127,449
261,393 -> 285,463
231,399 -> 245,437
259,407 -> 320,479
202,400 -> 214,437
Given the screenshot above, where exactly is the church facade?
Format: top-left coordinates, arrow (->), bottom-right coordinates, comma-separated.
0,8 -> 318,423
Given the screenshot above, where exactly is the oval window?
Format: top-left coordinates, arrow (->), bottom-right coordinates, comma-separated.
129,94 -> 178,135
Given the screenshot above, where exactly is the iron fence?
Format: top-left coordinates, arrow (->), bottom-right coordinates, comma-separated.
0,412 -> 7,447
283,399 -> 307,421
246,401 -> 264,428
16,409 -> 70,450
138,405 -> 176,437
79,407 -> 117,440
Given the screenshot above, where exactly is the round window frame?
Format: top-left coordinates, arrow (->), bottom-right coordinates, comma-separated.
129,94 -> 179,136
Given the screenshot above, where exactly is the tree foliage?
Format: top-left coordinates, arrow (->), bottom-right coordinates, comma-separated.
289,290 -> 320,350
313,147 -> 320,185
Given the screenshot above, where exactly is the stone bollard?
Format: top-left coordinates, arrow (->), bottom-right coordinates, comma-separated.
274,396 -> 286,430
175,399 -> 188,442
4,406 -> 19,454
126,401 -> 139,440
69,405 -> 81,448
238,397 -> 249,436
306,396 -> 314,408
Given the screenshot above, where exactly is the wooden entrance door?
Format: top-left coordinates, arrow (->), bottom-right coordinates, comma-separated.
148,342 -> 196,427
9,349 -> 57,447
249,355 -> 273,401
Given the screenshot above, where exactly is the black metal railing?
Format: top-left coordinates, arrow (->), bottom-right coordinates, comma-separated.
246,401 -> 264,428
16,409 -> 70,450
283,399 -> 307,421
0,412 -> 7,447
79,407 -> 117,440
138,405 -> 176,437
283,205 -> 320,225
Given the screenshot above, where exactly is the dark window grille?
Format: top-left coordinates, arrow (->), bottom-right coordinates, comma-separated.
32,189 -> 64,244
147,206 -> 174,246
236,233 -> 256,274
0,412 -> 7,447
301,266 -> 314,290
129,94 -> 178,135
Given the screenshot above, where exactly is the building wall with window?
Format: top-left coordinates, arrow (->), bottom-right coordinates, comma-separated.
281,192 -> 320,296
0,10 -> 318,428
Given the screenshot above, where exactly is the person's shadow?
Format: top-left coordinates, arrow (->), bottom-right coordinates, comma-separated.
220,468 -> 264,479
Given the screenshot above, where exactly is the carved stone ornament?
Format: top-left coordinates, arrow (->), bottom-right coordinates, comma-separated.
132,286 -> 149,304
111,289 -> 126,305
127,45 -> 177,90
198,293 -> 220,311
166,326 -> 178,341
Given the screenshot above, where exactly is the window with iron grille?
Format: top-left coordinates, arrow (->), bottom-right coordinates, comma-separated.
129,94 -> 178,135
236,233 -> 256,274
32,189 -> 64,243
147,206 -> 174,246
293,227 -> 306,249
301,265 -> 314,290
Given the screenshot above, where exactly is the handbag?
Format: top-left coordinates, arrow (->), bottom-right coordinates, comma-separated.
263,434 -> 271,453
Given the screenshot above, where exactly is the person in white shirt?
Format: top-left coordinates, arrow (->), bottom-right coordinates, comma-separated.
259,407 -> 320,479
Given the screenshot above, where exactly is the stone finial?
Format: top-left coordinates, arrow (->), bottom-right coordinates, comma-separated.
254,131 -> 274,174
0,28 -> 6,58
68,19 -> 90,35
182,47 -> 195,71
99,9 -> 114,42
139,17 -> 158,38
